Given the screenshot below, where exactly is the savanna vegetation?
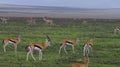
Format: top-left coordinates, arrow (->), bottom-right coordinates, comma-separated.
0,17 -> 120,67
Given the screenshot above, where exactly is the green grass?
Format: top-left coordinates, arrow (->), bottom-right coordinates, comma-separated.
0,18 -> 120,67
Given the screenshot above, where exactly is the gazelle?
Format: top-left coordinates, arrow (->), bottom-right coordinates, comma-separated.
0,17 -> 8,24
114,26 -> 120,34
27,17 -> 36,25
70,56 -> 89,67
82,20 -> 87,25
2,35 -> 21,53
59,37 -> 80,54
25,36 -> 51,61
83,38 -> 94,57
43,17 -> 54,25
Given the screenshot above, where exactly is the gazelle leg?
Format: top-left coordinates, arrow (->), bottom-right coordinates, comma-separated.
5,21 -> 7,24
118,30 -> 120,34
39,50 -> 42,60
64,45 -> 67,54
26,51 -> 31,61
89,46 -> 92,56
83,46 -> 86,56
114,29 -> 117,34
72,45 -> 75,53
30,51 -> 36,61
3,44 -> 8,52
83,45 -> 87,56
87,47 -> 89,57
14,44 -> 17,53
59,45 -> 64,54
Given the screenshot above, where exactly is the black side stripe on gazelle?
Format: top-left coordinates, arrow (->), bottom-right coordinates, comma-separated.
65,41 -> 74,44
34,45 -> 42,49
9,39 -> 16,43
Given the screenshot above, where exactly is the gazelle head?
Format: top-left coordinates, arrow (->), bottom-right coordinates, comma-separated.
76,37 -> 81,43
84,56 -> 89,67
17,35 -> 21,43
46,35 -> 51,41
45,35 -> 51,46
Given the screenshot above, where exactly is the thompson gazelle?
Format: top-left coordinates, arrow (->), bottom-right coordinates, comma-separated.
43,17 -> 54,25
114,26 -> 120,34
25,36 -> 51,61
27,17 -> 36,25
2,35 -> 21,53
70,56 -> 89,67
83,38 -> 94,57
59,37 -> 80,54
0,17 -> 8,24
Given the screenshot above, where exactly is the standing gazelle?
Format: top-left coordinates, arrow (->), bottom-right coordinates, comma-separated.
25,36 -> 51,61
114,26 -> 120,34
83,38 -> 94,57
59,37 -> 80,54
70,56 -> 89,67
43,17 -> 54,25
2,35 -> 21,53
26,17 -> 36,25
0,17 -> 8,24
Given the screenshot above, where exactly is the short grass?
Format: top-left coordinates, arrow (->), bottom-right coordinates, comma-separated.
0,18 -> 120,67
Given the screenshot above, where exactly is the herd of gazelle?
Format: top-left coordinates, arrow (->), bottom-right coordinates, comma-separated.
2,35 -> 93,58
0,17 -> 54,25
1,17 -> 119,66
69,37 -> 93,67
26,17 -> 54,25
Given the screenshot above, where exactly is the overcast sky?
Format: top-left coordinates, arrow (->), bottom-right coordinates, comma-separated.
0,0 -> 120,8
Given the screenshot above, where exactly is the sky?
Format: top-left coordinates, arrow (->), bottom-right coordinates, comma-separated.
0,0 -> 120,8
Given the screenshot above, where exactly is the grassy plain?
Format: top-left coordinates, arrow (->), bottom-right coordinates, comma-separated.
0,18 -> 120,67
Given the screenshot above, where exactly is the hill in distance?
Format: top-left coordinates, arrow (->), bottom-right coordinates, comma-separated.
0,4 -> 120,19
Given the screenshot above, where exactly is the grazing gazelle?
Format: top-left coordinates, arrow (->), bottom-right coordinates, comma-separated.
59,37 -> 80,54
25,36 -> 51,61
83,38 -> 94,57
70,56 -> 89,67
114,26 -> 120,34
27,17 -> 36,25
0,17 -> 8,24
43,17 -> 54,25
2,35 -> 21,53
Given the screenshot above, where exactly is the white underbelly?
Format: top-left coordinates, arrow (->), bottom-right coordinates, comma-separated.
66,43 -> 73,46
34,47 -> 42,51
8,41 -> 15,44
